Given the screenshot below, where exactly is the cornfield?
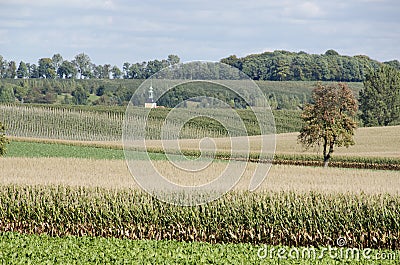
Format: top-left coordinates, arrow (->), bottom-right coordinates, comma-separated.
0,104 -> 302,141
1,104 -> 123,141
0,104 -> 231,140
0,185 -> 398,250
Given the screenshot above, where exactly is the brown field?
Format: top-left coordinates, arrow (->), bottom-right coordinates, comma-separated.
1,157 -> 399,195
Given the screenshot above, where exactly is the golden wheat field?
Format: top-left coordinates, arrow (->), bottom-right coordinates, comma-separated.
1,157 -> 399,194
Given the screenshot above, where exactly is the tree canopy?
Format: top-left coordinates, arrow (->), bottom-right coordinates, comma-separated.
298,83 -> 358,167
359,65 -> 400,126
221,50 -> 399,82
0,50 -> 398,81
0,54 -> 181,80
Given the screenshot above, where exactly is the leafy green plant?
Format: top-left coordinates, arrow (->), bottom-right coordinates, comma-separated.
1,232 -> 398,264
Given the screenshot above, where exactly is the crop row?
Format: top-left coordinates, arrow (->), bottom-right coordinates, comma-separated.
141,148 -> 400,170
0,185 -> 398,250
271,154 -> 400,170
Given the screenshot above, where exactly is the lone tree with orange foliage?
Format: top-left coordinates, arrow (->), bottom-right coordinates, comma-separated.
298,83 -> 358,167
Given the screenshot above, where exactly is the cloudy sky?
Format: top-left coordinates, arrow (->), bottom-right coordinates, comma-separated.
0,0 -> 399,66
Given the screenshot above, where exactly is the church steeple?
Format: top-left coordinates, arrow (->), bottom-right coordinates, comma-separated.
145,80 -> 157,108
148,80 -> 154,103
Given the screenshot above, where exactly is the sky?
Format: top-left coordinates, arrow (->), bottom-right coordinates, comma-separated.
0,0 -> 399,66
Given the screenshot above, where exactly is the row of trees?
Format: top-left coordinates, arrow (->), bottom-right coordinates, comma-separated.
0,78 -> 137,105
0,54 -> 180,80
1,50 -> 399,82
221,50 -> 400,82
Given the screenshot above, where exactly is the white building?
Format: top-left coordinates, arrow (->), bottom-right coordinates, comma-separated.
144,84 -> 157,108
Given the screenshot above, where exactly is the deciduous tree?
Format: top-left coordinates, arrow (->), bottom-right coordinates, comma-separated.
298,83 -> 358,167
359,65 -> 400,126
72,85 -> 89,105
0,84 -> 16,103
17,61 -> 28,78
38,58 -> 55,78
73,53 -> 92,79
111,65 -> 122,79
51,53 -> 64,74
57,61 -> 77,79
6,61 -> 17,78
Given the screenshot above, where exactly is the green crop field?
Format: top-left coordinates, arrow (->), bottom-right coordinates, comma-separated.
1,232 -> 398,264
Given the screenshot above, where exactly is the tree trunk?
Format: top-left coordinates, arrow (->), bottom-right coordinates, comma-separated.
323,137 -> 329,167
323,156 -> 330,168
324,141 -> 335,168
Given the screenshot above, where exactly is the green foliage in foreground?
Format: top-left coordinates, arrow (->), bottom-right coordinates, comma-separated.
5,141 -> 165,160
6,141 -> 123,159
0,232 -> 399,265
0,186 -> 399,250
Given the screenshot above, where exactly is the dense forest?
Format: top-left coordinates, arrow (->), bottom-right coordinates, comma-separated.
221,50 -> 400,82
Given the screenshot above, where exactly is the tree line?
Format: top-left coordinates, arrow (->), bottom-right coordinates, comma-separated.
221,50 -> 400,82
0,54 -> 180,80
1,50 -> 399,82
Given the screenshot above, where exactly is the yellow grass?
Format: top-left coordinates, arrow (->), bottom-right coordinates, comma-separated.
276,125 -> 400,157
1,157 -> 399,195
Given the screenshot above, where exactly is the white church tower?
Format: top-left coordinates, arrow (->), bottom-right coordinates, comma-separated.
144,81 -> 157,108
